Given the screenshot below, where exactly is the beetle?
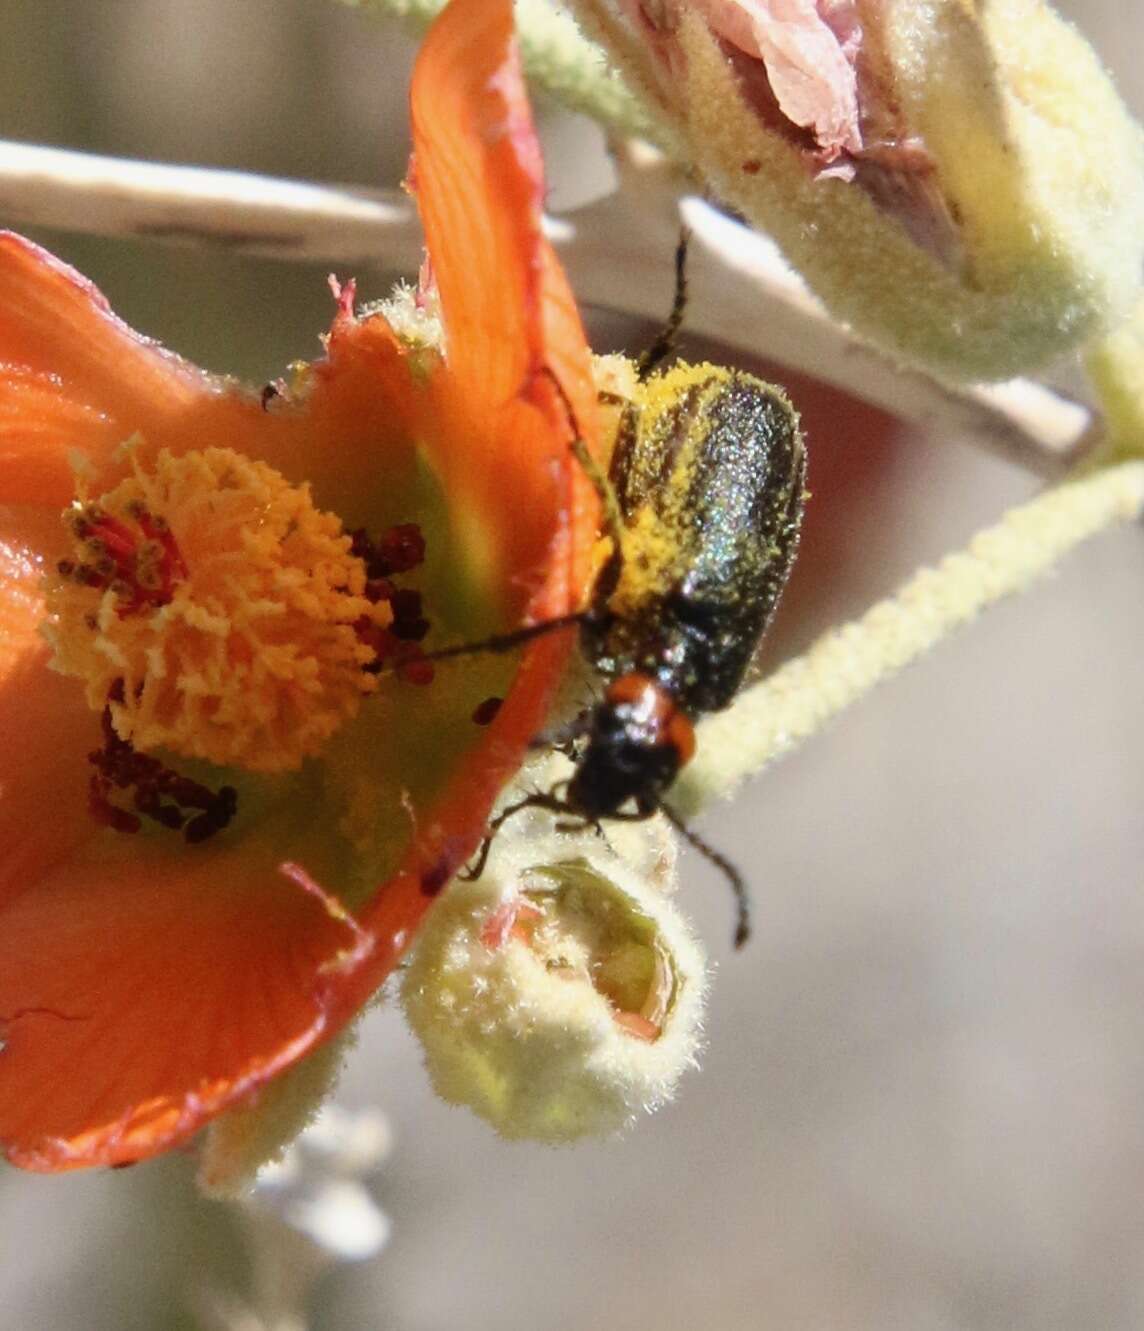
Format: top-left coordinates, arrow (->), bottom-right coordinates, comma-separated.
427,240 -> 807,945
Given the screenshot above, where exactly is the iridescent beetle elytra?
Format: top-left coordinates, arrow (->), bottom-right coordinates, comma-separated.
429,236 -> 807,945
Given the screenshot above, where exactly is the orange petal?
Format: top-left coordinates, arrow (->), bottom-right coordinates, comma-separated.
0,232 -> 219,506
410,0 -> 602,617
320,0 -> 607,1020
410,0 -> 544,412
0,840 -> 364,1170
1,492 -> 372,1173
0,507 -> 97,903
317,0 -> 607,1043
0,0 -> 604,1171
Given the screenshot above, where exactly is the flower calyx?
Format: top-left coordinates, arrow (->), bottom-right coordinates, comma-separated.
401,762 -> 706,1142
574,0 -> 1144,381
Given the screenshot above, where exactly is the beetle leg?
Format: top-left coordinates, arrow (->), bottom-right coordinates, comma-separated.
458,787 -> 573,881
530,707 -> 592,756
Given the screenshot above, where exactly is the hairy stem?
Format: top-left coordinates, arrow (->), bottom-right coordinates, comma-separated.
672,461 -> 1144,817
0,140 -> 1090,481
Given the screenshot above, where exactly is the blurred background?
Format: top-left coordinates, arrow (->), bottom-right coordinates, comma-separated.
2,2 -> 1143,1328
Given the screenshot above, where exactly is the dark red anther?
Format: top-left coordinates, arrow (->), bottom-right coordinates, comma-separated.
87,686 -> 238,841
389,588 -> 430,642
184,813 -> 217,845
163,773 -> 219,811
133,787 -> 186,831
392,617 -> 430,643
184,786 -> 237,844
89,775 -> 141,835
354,618 -> 397,673
376,523 -> 426,575
364,577 -> 396,605
349,523 -> 431,678
217,786 -> 238,821
419,855 -> 451,897
471,696 -> 503,726
348,528 -> 373,562
397,651 -> 435,687
350,525 -> 426,579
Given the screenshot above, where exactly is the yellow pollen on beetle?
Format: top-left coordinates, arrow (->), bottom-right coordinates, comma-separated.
44,444 -> 392,773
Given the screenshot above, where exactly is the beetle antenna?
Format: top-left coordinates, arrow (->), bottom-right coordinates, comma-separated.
637,227 -> 690,382
659,802 -> 751,948
419,612 -> 585,663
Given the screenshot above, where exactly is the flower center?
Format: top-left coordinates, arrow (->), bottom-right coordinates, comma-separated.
44,443 -> 418,774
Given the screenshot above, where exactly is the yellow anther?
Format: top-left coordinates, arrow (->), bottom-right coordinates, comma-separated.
44,445 -> 392,773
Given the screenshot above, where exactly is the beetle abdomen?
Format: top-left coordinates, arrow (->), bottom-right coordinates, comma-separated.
584,363 -> 806,714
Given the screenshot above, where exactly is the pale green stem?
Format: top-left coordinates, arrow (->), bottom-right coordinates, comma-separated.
1085,295 -> 1144,465
671,461 -> 1144,818
336,0 -> 669,146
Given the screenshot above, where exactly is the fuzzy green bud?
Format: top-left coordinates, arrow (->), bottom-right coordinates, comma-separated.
574,0 -> 1144,382
400,795 -> 706,1142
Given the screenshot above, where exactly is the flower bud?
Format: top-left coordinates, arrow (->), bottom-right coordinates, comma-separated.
400,779 -> 706,1141
580,0 -> 1144,381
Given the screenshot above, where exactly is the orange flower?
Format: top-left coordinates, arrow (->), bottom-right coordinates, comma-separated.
0,0 -> 600,1172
